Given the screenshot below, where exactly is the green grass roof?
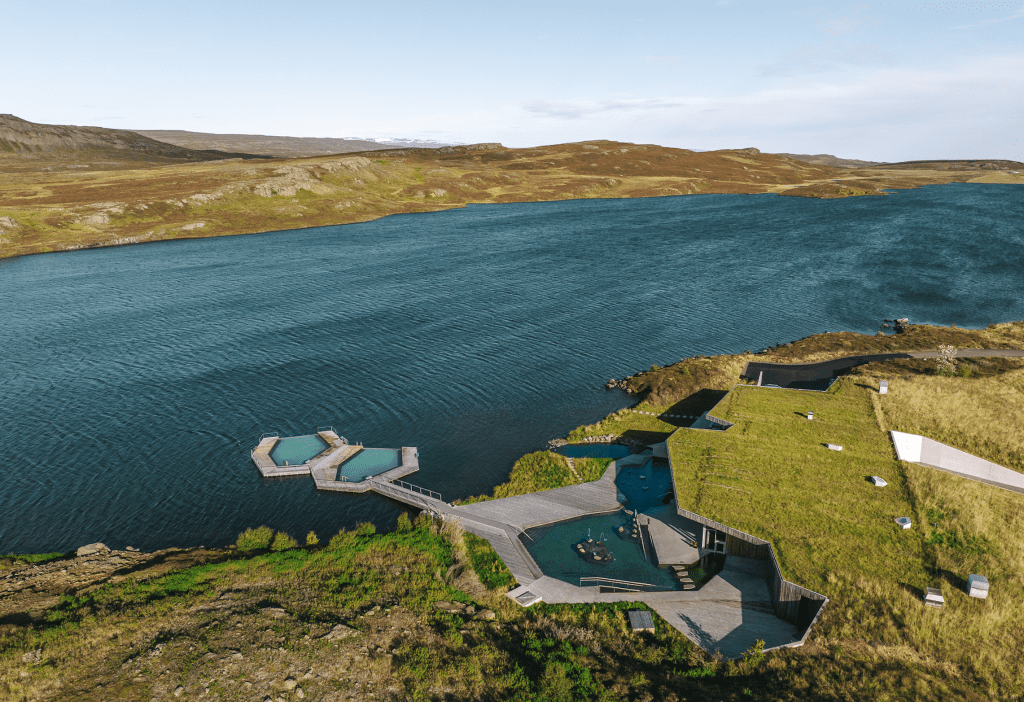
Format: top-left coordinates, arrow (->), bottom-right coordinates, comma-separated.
668,378 -> 931,592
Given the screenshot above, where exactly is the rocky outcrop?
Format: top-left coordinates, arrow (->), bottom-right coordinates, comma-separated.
76,542 -> 109,557
253,165 -> 336,197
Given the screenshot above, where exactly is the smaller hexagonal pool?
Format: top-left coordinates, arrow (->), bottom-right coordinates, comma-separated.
338,448 -> 403,482
269,434 -> 330,467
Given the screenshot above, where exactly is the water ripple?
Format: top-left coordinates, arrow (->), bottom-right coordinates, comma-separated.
1,185 -> 1022,552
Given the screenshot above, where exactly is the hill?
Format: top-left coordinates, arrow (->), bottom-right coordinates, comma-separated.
773,152 -> 885,168
1,118 -> 1022,261
133,129 -> 407,158
0,114 -> 269,170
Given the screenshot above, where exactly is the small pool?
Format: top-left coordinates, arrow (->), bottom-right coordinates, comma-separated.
270,434 -> 329,467
615,459 -> 674,512
556,444 -> 631,459
338,448 -> 403,481
523,511 -> 678,590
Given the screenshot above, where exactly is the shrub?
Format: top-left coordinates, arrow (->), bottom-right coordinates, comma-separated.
396,512 -> 413,532
355,522 -> 376,537
305,530 -> 319,546
327,529 -> 356,550
742,639 -> 766,667
935,344 -> 958,376
235,526 -> 274,552
539,662 -> 574,702
270,532 -> 299,551
414,513 -> 433,530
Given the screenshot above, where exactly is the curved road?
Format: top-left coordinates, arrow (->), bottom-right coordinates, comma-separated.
742,348 -> 1024,390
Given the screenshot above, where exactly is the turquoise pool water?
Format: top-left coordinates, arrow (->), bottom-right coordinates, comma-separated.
557,444 -> 631,459
523,511 -> 678,590
615,460 -> 674,512
270,434 -> 329,466
338,448 -> 403,481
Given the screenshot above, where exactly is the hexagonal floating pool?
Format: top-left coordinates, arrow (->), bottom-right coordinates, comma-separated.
338,448 -> 403,482
269,434 -> 330,466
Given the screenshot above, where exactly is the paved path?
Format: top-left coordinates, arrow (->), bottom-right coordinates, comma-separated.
365,456 -> 806,658
513,558 -> 800,659
743,348 -> 1024,390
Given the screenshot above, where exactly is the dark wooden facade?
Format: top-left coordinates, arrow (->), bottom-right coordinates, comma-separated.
675,505 -> 826,628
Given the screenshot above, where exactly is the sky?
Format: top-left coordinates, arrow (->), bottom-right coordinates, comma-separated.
3,0 -> 1023,161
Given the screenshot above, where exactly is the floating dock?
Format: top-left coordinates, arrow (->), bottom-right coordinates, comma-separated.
250,429 -> 419,491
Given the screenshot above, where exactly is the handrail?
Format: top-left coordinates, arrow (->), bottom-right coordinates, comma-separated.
317,425 -> 335,434
259,432 -> 280,441
637,519 -> 649,562
580,576 -> 658,590
508,523 -> 533,541
370,479 -> 438,510
391,480 -> 443,502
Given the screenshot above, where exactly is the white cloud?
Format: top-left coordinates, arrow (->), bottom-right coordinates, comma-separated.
759,42 -> 899,77
523,97 -> 690,120
484,53 -> 1024,160
952,7 -> 1024,29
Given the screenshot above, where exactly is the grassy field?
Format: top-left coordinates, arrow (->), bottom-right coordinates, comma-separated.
2,141 -> 1017,262
667,372 -> 1024,698
869,363 -> 1024,473
2,515 -> 797,702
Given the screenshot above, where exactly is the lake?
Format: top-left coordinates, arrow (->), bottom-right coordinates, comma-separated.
1,183 -> 1021,553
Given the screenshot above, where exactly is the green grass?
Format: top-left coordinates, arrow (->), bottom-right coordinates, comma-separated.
670,378 -> 929,592
669,374 -> 1024,697
464,533 -> 517,590
2,552 -> 67,565
574,457 -> 613,482
492,451 -> 575,498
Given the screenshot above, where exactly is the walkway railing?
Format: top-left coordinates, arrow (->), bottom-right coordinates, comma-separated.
369,479 -> 446,511
389,480 -> 443,502
580,576 -> 659,592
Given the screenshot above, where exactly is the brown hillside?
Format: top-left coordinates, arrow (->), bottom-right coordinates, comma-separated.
133,129 -> 399,158
1,121 -> 1020,260
774,152 -> 885,168
0,114 -> 268,170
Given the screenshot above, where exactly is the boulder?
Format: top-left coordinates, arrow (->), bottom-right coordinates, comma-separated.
77,543 -> 109,557
323,623 -> 357,641
474,609 -> 497,620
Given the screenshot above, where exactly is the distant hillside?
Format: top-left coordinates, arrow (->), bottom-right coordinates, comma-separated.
134,129 -> 395,158
775,152 -> 885,168
134,130 -> 457,158
880,158 -> 1024,171
0,114 -> 268,167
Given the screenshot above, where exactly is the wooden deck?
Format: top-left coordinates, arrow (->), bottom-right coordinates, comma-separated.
250,437 -> 810,659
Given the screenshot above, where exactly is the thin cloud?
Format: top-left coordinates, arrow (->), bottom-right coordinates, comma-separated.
759,42 -> 899,78
952,7 -> 1024,29
524,97 -> 690,119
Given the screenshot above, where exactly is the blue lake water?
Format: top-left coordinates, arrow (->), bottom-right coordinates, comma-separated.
1,184 -> 1022,552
